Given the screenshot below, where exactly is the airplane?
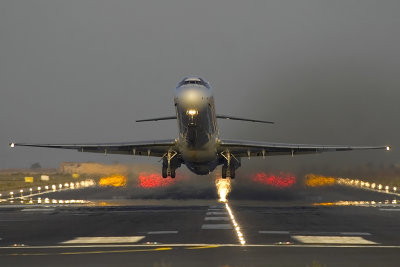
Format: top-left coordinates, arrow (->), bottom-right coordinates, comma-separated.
10,76 -> 390,178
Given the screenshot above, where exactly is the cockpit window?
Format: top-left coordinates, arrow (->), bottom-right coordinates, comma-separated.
177,77 -> 210,89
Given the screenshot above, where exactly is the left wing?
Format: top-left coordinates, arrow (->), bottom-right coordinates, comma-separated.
10,139 -> 177,157
216,115 -> 274,124
219,139 -> 390,158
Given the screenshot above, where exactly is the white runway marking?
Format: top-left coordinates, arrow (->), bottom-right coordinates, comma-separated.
209,205 -> 224,209
61,236 -> 145,244
258,231 -> 371,236
379,208 -> 400,211
294,231 -> 372,236
340,232 -> 371,236
204,217 -> 230,221
259,231 -> 290,234
21,208 -> 55,212
206,211 -> 227,215
292,235 -> 377,245
201,224 -> 233,230
147,231 -> 178,234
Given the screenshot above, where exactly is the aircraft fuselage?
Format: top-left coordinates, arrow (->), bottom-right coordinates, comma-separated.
174,77 -> 220,175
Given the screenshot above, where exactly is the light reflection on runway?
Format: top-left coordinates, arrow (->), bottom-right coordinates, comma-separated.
0,197 -> 91,205
314,199 -> 399,207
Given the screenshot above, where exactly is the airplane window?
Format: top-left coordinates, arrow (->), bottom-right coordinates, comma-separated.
177,78 -> 210,89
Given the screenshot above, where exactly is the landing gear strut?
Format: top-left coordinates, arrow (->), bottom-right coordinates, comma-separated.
221,150 -> 238,179
162,149 -> 178,178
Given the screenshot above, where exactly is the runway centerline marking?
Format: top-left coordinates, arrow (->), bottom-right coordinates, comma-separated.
291,235 -> 378,245
61,236 -> 145,244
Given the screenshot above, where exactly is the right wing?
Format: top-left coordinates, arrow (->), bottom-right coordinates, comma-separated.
10,139 -> 177,157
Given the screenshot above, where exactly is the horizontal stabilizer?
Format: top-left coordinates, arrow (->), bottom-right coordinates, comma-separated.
136,116 -> 176,122
216,114 -> 274,124
136,114 -> 274,124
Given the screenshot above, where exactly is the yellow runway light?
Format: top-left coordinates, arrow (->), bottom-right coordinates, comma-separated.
24,177 -> 34,183
305,174 -> 335,187
99,175 -> 127,187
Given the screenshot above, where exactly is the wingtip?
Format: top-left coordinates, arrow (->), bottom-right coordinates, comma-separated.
386,146 -> 391,151
9,142 -> 15,148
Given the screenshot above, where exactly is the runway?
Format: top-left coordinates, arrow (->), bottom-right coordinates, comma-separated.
1,182 -> 400,266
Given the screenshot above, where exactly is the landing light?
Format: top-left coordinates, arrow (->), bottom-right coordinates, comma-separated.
186,109 -> 198,116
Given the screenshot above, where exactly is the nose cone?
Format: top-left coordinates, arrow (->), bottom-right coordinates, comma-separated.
175,86 -> 212,109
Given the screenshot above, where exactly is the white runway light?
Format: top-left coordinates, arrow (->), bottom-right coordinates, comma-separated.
225,203 -> 246,245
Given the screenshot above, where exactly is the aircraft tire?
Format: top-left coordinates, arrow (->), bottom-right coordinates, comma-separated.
171,169 -> 176,178
162,166 -> 168,178
230,167 -> 235,179
222,166 -> 227,178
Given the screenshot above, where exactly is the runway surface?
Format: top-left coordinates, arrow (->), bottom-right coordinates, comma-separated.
1,181 -> 400,266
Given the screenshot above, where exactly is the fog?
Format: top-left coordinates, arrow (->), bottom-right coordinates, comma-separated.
1,1 -> 398,176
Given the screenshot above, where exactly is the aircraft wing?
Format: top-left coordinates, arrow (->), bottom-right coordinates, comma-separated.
9,139 -> 177,157
216,115 -> 274,124
136,114 -> 274,124
219,139 -> 390,158
136,116 -> 176,122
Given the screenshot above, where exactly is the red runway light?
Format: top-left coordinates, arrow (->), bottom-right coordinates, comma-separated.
138,172 -> 175,188
252,172 -> 296,188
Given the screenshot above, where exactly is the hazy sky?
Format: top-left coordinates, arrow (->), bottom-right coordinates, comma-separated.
1,0 -> 399,173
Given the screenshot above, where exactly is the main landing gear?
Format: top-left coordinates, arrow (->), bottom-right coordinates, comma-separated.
222,165 -> 235,179
162,165 -> 176,178
221,150 -> 239,179
162,150 -> 178,178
